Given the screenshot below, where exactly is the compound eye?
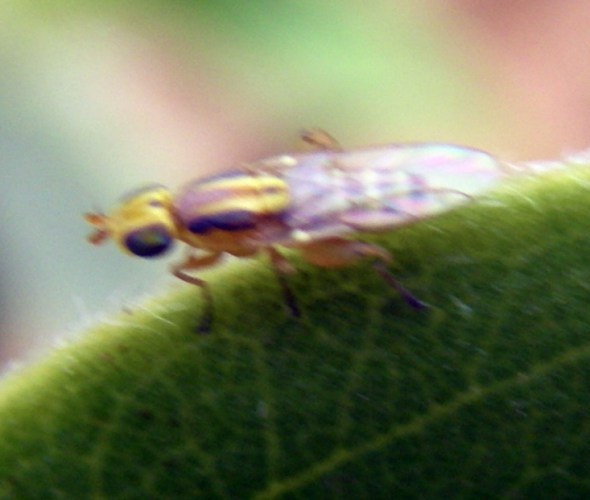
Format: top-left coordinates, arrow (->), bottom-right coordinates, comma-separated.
124,224 -> 173,258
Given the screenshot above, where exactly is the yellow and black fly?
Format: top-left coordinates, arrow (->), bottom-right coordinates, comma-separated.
85,130 -> 506,332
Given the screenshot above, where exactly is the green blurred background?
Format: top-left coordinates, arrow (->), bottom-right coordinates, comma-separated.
2,1 -> 590,366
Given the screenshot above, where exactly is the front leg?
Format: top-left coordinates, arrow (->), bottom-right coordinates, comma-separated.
298,237 -> 426,310
171,252 -> 223,334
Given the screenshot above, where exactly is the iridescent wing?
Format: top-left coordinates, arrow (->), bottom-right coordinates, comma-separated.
255,143 -> 505,242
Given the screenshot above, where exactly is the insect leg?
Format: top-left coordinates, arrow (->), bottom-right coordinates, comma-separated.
298,237 -> 427,310
299,129 -> 342,151
268,247 -> 301,318
171,252 -> 223,334
372,260 -> 427,310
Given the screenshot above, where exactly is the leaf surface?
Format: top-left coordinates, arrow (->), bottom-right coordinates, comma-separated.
1,168 -> 590,498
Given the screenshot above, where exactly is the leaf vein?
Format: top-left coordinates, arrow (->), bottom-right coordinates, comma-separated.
255,338 -> 590,499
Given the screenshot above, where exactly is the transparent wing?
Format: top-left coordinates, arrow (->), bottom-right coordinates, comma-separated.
257,143 -> 504,241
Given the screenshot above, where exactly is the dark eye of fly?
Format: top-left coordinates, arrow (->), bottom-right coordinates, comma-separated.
124,224 -> 173,257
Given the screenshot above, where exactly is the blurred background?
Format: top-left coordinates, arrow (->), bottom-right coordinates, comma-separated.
3,0 -> 590,368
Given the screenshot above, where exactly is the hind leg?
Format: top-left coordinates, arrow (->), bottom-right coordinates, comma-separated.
298,237 -> 426,310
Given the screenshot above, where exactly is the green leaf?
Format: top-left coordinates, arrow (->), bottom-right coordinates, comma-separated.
2,166 -> 590,498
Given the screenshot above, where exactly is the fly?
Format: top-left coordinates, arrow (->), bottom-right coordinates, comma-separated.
85,130 -> 505,332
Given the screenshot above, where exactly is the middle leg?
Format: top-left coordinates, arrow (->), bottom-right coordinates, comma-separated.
268,247 -> 301,318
